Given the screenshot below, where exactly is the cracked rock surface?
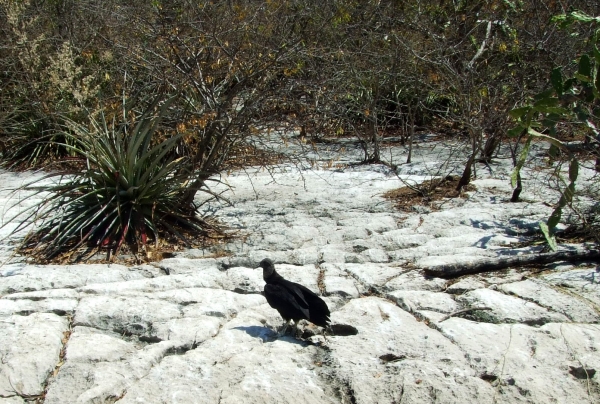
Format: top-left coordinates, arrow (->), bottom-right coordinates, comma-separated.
1,141 -> 599,403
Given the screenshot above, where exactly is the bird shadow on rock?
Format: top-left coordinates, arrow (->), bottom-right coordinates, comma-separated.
232,326 -> 307,346
328,323 -> 358,336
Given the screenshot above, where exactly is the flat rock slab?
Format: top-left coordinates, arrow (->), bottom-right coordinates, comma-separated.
2,144 -> 600,403
0,313 -> 68,399
500,279 -> 599,323
541,267 -> 600,308
387,290 -> 459,314
0,263 -> 144,295
456,288 -> 570,325
440,318 -> 600,403
321,264 -> 360,298
326,297 -> 494,403
342,263 -> 406,289
102,308 -> 336,404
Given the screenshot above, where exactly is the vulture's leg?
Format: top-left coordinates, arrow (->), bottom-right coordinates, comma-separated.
291,320 -> 299,338
278,319 -> 291,336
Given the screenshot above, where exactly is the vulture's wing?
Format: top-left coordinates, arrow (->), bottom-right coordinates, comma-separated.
280,280 -> 330,327
264,283 -> 310,320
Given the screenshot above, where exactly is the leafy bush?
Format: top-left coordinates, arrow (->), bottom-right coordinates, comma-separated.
508,11 -> 600,250
6,95 -> 211,262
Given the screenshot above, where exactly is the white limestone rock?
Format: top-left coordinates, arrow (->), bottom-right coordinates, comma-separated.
218,266 -> 263,294
500,279 -> 599,323
325,297 -> 494,403
2,143 -> 600,404
343,263 -> 405,289
321,264 -> 360,298
0,297 -> 78,317
0,396 -> 23,404
384,270 -> 447,292
75,295 -> 182,334
387,290 -> 459,314
446,278 -> 487,294
149,257 -> 221,275
0,313 -> 68,398
372,230 -> 432,250
318,245 -> 348,264
440,318 -> 600,403
288,246 -> 320,265
361,248 -> 389,263
44,341 -> 180,404
151,316 -> 222,347
541,267 -> 600,307
112,308 -> 337,404
65,327 -> 136,363
0,264 -> 144,295
262,263 -> 321,293
456,289 -> 570,325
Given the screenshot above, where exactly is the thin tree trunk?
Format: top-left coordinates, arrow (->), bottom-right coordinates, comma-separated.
407,106 -> 415,164
424,248 -> 600,278
511,172 -> 522,202
456,152 -> 476,192
509,134 -> 524,202
370,116 -> 380,162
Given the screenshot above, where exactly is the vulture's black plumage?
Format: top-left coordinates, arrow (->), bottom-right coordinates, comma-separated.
257,258 -> 330,335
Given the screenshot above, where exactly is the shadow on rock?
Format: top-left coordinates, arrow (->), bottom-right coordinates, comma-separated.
328,323 -> 359,336
232,325 -> 306,346
232,325 -> 275,341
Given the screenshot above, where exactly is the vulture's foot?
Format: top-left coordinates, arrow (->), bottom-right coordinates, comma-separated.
277,319 -> 292,337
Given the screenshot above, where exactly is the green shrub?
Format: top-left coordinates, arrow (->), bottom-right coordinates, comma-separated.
508,11 -> 600,250
5,95 -> 211,262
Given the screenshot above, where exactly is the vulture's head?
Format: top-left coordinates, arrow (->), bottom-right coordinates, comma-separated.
256,258 -> 275,279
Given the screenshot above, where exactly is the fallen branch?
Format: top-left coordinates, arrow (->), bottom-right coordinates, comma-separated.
423,248 -> 600,278
438,307 -> 492,323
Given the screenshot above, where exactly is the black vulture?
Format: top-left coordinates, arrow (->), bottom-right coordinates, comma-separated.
256,258 -> 330,336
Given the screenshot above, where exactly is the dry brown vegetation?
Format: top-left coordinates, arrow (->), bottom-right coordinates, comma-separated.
383,176 -> 477,213
0,1 -> 598,261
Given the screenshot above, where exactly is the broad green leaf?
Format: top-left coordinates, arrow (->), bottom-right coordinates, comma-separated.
550,68 -> 563,95
534,88 -> 556,101
548,207 -> 562,229
594,45 -> 600,65
548,144 -> 560,159
542,112 -> 563,129
569,11 -> 600,24
509,106 -> 531,119
569,158 -> 579,183
527,128 -> 568,152
533,97 -> 560,108
551,14 -> 568,26
507,126 -> 524,138
564,183 -> 576,203
535,106 -> 569,115
539,221 -> 558,251
575,105 -> 590,121
579,54 -> 592,78
583,85 -> 595,102
563,78 -> 577,92
574,73 -> 591,83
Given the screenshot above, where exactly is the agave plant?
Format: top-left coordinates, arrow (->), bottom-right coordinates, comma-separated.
5,95 -> 211,262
